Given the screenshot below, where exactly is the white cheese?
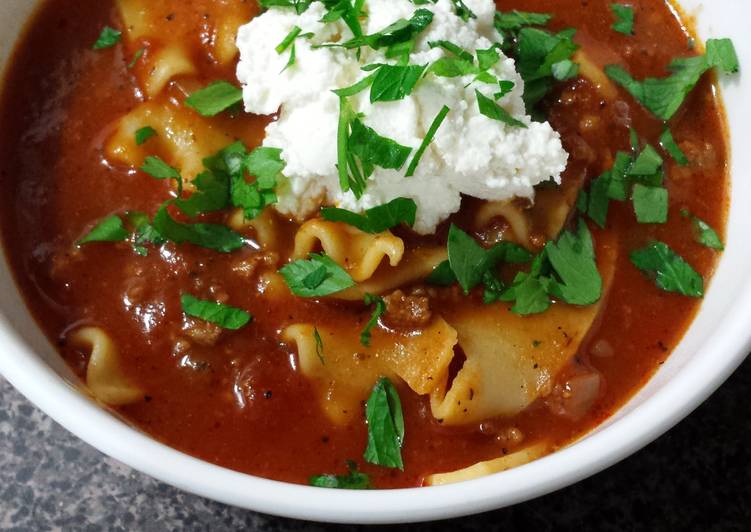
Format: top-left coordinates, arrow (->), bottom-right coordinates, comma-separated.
236,0 -> 568,234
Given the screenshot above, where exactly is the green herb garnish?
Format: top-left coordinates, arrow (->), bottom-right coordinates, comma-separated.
279,253 -> 355,297
135,126 -> 157,146
361,294 -> 386,346
310,461 -> 370,489
476,90 -> 527,128
611,4 -> 635,35
630,241 -> 704,297
180,294 -> 252,330
321,197 -> 417,233
185,81 -> 243,117
681,210 -> 724,250
632,184 -> 668,224
78,215 -> 129,245
405,105 -> 450,177
152,203 -> 244,253
93,27 -> 122,50
364,377 -> 405,470
140,156 -> 183,194
659,127 -> 688,165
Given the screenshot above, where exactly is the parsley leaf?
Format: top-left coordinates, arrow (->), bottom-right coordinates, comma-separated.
321,197 -> 417,233
364,377 -> 405,470
587,173 -> 611,228
310,461 -> 370,489
135,126 -> 157,146
140,156 -> 183,194
361,294 -> 386,346
369,64 -> 427,103
204,142 -> 283,220
604,40 -> 739,121
501,269 -> 551,315
152,203 -> 244,253
706,38 -> 740,74
92,27 -> 122,50
659,128 -> 688,165
279,253 -> 355,297
681,210 -> 724,251
545,220 -> 602,306
447,224 -> 490,293
450,0 -> 476,21
185,81 -> 243,117
78,215 -> 129,245
494,10 -> 552,32
476,90 -> 527,127
630,241 -> 704,297
180,294 -> 252,330
426,260 -> 457,286
313,327 -> 325,365
174,171 -> 230,217
330,9 -> 433,53
632,184 -> 668,224
514,27 -> 579,112
335,96 -> 412,198
611,4 -> 635,35
406,105 -> 450,177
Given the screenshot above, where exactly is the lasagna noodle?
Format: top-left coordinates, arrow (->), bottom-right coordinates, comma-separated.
228,207 -> 280,250
430,235 -> 618,425
292,220 -> 405,283
106,100 -> 231,184
424,441 -> 550,485
117,0 -> 252,96
283,319 -> 457,424
69,327 -> 143,406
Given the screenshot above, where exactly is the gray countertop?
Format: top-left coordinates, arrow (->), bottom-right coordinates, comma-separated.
1,358 -> 750,531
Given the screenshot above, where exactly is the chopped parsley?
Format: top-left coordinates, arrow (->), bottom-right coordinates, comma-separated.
499,221 -> 603,314
321,197 -> 417,233
630,241 -> 704,297
476,90 -> 527,128
444,225 -> 532,294
135,126 -> 157,146
605,38 -> 739,120
632,184 -> 668,224
360,294 -> 386,347
180,294 -> 252,330
310,461 -> 370,489
681,209 -> 724,250
185,81 -> 243,117
543,220 -> 602,305
364,377 -> 405,470
405,105 -> 450,177
611,4 -> 635,35
173,170 -> 230,217
78,215 -> 129,245
92,26 -> 122,50
313,327 -> 325,365
334,97 -> 412,199
152,203 -> 245,253
279,253 -> 355,297
140,156 -> 183,194
512,27 -> 579,114
659,127 -> 689,165
369,64 -> 428,103
326,9 -> 434,56
127,47 -> 145,69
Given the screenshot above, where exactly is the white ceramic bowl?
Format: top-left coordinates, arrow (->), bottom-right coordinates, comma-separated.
0,0 -> 748,524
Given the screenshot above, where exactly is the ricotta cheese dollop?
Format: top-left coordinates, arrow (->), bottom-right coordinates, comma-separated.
236,0 -> 568,234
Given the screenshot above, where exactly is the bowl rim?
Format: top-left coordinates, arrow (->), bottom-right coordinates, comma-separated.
0,0 -> 750,525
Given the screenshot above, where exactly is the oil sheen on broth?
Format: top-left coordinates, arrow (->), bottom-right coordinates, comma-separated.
0,0 -> 729,487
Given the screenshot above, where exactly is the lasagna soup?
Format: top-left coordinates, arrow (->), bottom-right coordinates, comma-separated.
0,0 -> 736,488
